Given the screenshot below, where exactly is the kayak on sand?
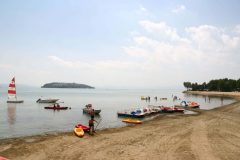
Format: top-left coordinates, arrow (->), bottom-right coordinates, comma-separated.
74,127 -> 84,137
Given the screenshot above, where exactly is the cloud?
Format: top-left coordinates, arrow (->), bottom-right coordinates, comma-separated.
186,25 -> 240,53
139,5 -> 147,12
172,5 -> 186,14
135,5 -> 154,18
46,21 -> 240,88
235,25 -> 240,34
48,56 -> 92,69
47,56 -> 146,88
124,20 -> 240,84
0,64 -> 13,70
48,55 -> 141,71
139,20 -> 189,43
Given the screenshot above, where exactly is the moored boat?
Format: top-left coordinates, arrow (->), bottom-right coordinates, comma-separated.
83,108 -> 101,114
159,98 -> 167,100
44,104 -> 68,110
7,77 -> 24,103
173,107 -> 185,112
175,101 -> 200,108
117,112 -> 145,118
187,101 -> 200,108
36,98 -> 59,103
82,104 -> 101,115
161,106 -> 175,113
141,96 -> 147,100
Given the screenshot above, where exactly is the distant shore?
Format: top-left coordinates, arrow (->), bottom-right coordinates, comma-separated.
1,91 -> 240,160
183,90 -> 240,98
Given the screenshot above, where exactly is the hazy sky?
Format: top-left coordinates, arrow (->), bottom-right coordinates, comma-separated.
0,0 -> 240,88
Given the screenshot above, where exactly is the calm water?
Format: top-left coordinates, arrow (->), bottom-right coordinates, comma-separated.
0,86 -> 235,139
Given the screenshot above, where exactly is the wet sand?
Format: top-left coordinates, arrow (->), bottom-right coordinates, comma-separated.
1,91 -> 240,160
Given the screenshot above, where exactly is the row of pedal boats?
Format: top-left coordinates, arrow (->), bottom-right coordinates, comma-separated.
117,101 -> 200,118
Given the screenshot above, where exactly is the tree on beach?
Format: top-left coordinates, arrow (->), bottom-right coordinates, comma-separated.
183,82 -> 192,90
236,79 -> 240,91
184,78 -> 240,92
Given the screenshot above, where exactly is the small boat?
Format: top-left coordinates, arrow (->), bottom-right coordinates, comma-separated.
173,107 -> 185,112
159,98 -> 167,100
141,96 -> 147,100
117,112 -> 145,118
118,108 -> 145,118
161,106 -> 175,113
82,104 -> 101,115
187,102 -> 200,108
7,77 -> 24,103
74,127 -> 84,137
83,108 -> 101,114
44,104 -> 68,110
176,101 -> 200,108
36,98 -> 59,103
122,118 -> 142,124
75,123 -> 90,132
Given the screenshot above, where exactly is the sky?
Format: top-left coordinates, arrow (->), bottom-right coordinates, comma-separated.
0,0 -> 240,89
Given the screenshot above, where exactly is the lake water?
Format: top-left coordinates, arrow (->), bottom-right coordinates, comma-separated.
0,87 -> 235,139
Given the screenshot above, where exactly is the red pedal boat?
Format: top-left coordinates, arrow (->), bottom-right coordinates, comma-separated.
44,104 -> 68,110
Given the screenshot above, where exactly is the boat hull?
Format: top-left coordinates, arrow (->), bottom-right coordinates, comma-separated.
82,108 -> 101,114
122,118 -> 142,124
188,105 -> 200,108
117,112 -> 145,118
36,99 -> 59,103
175,104 -> 200,109
7,100 -> 24,103
44,106 -> 68,110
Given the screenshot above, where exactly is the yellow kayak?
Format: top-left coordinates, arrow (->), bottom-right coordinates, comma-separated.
122,118 -> 142,124
74,127 -> 84,137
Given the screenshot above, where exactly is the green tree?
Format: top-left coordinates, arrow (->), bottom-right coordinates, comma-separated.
183,82 -> 192,90
237,79 -> 240,91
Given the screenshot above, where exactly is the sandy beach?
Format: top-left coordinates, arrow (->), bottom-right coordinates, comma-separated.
1,91 -> 240,160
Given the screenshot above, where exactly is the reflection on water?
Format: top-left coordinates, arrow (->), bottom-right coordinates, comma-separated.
7,103 -> 16,125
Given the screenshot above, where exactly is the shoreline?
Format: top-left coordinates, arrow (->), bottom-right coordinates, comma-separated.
1,91 -> 240,160
183,90 -> 240,98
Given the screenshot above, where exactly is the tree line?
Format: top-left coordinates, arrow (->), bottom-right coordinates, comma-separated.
183,78 -> 240,92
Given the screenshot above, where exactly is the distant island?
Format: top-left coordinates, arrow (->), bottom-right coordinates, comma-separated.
41,82 -> 95,89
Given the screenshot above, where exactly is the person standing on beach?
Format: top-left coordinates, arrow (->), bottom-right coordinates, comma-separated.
89,117 -> 97,135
